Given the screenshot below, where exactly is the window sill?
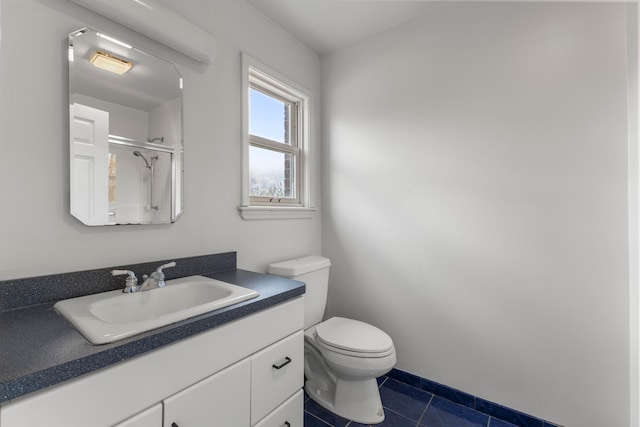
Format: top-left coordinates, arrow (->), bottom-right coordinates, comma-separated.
238,206 -> 317,220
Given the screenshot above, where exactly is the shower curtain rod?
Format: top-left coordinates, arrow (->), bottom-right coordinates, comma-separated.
109,135 -> 175,154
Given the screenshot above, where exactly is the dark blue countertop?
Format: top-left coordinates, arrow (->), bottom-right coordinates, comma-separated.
0,253 -> 305,404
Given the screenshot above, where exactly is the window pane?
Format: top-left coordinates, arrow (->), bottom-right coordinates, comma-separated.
249,88 -> 288,144
249,145 -> 295,198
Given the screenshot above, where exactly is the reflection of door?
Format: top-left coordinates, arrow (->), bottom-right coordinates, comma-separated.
70,103 -> 109,225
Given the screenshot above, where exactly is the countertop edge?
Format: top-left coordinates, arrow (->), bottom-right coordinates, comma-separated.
0,269 -> 305,404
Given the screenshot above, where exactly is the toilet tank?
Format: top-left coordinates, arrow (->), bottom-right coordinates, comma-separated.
268,256 -> 331,329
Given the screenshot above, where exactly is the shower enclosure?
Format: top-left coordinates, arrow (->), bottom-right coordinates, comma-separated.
108,135 -> 175,222
133,150 -> 159,211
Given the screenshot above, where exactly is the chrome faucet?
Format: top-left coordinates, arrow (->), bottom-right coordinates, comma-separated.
111,261 -> 176,293
139,262 -> 177,291
110,269 -> 139,293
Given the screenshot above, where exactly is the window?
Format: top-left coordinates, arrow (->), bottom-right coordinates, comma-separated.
249,85 -> 298,202
239,54 -> 315,219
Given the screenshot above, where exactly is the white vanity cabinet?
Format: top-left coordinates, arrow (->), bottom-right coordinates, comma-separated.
163,359 -> 251,427
113,404 -> 162,427
254,390 -> 304,427
0,297 -> 304,427
251,331 -> 304,425
113,358 -> 251,427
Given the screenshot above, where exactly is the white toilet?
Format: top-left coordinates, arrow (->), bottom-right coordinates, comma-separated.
268,256 -> 396,424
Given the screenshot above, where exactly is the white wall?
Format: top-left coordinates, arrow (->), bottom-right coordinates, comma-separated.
73,94 -> 149,141
627,6 -> 639,426
322,3 -> 631,426
0,0 -> 321,280
149,97 -> 182,148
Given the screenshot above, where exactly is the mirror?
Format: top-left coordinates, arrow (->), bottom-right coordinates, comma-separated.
68,28 -> 183,226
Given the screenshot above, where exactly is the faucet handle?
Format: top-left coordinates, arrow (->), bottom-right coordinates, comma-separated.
111,270 -> 138,292
151,262 -> 176,288
111,269 -> 137,280
156,261 -> 176,274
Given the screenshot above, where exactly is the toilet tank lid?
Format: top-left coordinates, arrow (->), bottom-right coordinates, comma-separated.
268,256 -> 331,277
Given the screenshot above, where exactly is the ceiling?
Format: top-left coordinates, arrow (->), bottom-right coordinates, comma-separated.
246,0 -> 446,55
71,29 -> 182,112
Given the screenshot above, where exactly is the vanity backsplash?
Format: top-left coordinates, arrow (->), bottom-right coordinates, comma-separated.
0,252 -> 237,312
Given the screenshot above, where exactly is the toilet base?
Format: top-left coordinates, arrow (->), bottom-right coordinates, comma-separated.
305,377 -> 385,424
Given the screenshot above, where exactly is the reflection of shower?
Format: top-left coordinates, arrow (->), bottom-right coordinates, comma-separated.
132,151 -> 159,211
133,151 -> 152,169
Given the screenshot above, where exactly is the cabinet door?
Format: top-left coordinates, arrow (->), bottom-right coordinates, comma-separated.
251,331 -> 303,424
113,404 -> 162,427
164,359 -> 250,427
253,390 -> 303,427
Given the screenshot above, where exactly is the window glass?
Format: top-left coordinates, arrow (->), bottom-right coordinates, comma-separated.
249,88 -> 288,144
249,145 -> 295,199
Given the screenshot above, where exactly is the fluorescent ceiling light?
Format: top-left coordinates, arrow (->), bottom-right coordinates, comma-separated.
68,0 -> 216,64
90,50 -> 132,75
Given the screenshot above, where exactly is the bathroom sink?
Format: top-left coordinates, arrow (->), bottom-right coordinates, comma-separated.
54,276 -> 259,344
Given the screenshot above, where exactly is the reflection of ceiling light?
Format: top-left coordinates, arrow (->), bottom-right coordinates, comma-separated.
96,33 -> 132,49
89,51 -> 132,75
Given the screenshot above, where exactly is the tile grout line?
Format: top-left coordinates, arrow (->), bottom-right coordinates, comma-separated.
416,392 -> 434,426
305,410 -> 333,426
390,369 -> 562,427
306,375 -> 525,427
382,406 -> 425,426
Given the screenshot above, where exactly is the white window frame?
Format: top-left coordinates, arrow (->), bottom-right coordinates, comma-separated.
249,81 -> 300,206
239,53 -> 315,220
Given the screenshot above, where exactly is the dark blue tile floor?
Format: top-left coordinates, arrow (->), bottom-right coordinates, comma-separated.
304,377 -> 520,427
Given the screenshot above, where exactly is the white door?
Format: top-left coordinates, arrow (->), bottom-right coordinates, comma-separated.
70,103 -> 109,225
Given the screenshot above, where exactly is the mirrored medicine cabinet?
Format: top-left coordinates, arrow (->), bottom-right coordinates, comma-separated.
68,28 -> 184,226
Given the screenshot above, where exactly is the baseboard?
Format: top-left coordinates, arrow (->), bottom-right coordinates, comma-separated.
386,368 -> 563,427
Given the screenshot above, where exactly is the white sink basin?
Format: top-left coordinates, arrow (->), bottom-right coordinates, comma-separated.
54,276 -> 259,344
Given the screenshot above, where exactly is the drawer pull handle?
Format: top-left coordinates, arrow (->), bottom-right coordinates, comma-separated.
171,423 -> 179,427
272,356 -> 292,369
284,422 -> 291,427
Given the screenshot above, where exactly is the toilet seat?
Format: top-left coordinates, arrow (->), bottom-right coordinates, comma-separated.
314,317 -> 394,358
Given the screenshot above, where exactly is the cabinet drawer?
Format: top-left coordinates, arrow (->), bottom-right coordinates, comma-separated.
253,389 -> 303,427
251,331 -> 303,424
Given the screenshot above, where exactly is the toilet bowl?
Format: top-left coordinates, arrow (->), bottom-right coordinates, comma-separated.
304,317 -> 396,423
268,257 -> 396,424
